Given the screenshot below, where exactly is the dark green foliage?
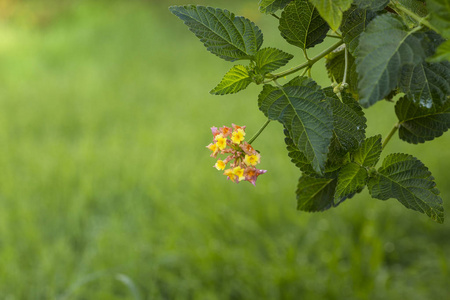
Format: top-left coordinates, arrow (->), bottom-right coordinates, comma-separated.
325,48 -> 359,95
169,5 -> 263,61
368,153 -> 444,223
352,135 -> 382,168
324,88 -> 367,158
296,175 -> 338,211
399,61 -> 450,106
334,162 -> 368,201
353,0 -> 389,11
278,0 -> 329,50
258,77 -> 333,174
340,6 -> 378,55
356,14 -> 426,107
395,97 -> 450,144
171,1 -> 449,222
391,0 -> 428,27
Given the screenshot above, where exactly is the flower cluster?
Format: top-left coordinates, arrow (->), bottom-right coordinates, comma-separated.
206,124 -> 266,185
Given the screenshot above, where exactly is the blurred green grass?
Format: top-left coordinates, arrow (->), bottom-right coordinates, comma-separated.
0,0 -> 448,299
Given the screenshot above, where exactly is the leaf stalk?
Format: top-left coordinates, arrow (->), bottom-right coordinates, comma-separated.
268,40 -> 344,81
382,123 -> 399,150
390,3 -> 439,33
248,119 -> 271,144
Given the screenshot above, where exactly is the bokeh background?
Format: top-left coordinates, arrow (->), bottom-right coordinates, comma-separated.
0,0 -> 448,299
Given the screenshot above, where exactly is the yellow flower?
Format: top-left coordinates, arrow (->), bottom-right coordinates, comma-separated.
207,143 -> 217,152
215,134 -> 227,150
231,129 -> 245,144
224,169 -> 236,182
214,160 -> 226,170
244,154 -> 260,166
232,166 -> 245,181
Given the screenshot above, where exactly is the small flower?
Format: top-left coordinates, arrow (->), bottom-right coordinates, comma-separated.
231,128 -> 245,144
244,167 -> 267,186
211,126 -> 220,138
206,143 -> 219,157
207,124 -> 266,185
220,126 -> 232,138
240,142 -> 257,156
244,154 -> 260,166
224,169 -> 237,182
232,124 -> 246,132
232,166 -> 245,181
214,160 -> 226,170
215,134 -> 227,150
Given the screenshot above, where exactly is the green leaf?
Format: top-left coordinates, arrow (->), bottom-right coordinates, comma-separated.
395,96 -> 450,144
340,6 -> 378,55
284,129 -> 317,176
210,65 -> 252,95
335,162 -> 368,200
323,88 -> 367,158
399,61 -> 450,106
353,0 -> 389,11
391,0 -> 428,27
169,5 -> 263,61
278,0 -> 329,50
355,14 -> 426,107
325,48 -> 359,96
427,0 -> 450,38
284,129 -> 342,177
259,0 -> 293,14
296,175 -> 337,211
309,0 -> 353,31
368,153 -> 444,223
352,135 -> 382,167
254,48 -> 294,75
258,77 -> 333,174
428,40 -> 450,63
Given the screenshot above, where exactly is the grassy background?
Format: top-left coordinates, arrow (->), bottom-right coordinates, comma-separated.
0,0 -> 448,299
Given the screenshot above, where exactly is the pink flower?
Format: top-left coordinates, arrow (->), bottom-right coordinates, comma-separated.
240,142 -> 257,156
220,126 -> 232,138
244,167 -> 267,186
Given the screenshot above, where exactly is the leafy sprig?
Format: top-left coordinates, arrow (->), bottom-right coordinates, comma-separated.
170,1 -> 449,223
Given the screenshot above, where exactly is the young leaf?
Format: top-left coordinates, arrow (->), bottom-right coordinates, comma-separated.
395,96 -> 450,144
368,153 -> 444,223
352,135 -> 382,167
427,0 -> 450,38
210,65 -> 252,95
428,40 -> 450,63
296,175 -> 337,212
325,49 -> 359,96
335,162 -> 368,201
323,88 -> 367,157
399,61 -> 450,106
169,5 -> 263,61
258,77 -> 333,174
353,0 -> 389,11
278,0 -> 329,50
356,14 -> 426,107
254,48 -> 294,75
340,6 -> 378,55
308,0 -> 353,31
259,0 -> 293,14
